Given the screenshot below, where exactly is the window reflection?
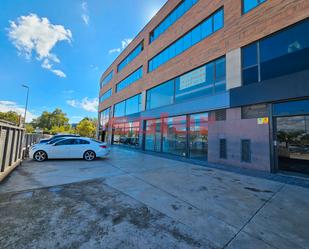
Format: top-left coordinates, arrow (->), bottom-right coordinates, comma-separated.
113,121 -> 140,148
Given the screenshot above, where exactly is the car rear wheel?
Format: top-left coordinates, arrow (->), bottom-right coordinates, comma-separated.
84,150 -> 96,161
34,150 -> 47,162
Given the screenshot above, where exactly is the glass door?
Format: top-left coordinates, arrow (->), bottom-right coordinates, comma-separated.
276,115 -> 309,174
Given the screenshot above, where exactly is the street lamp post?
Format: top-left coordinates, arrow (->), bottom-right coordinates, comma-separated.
22,84 -> 29,126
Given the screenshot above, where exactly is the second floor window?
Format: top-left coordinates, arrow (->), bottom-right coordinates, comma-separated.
243,0 -> 266,14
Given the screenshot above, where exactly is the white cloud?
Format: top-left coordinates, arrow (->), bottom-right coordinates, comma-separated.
108,38 -> 133,54
81,1 -> 90,25
51,69 -> 66,78
66,97 -> 98,113
80,97 -> 98,112
0,100 -> 37,122
82,14 -> 89,25
66,99 -> 78,108
7,13 -> 72,78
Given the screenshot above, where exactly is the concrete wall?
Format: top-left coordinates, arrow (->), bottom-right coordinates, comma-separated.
208,108 -> 271,171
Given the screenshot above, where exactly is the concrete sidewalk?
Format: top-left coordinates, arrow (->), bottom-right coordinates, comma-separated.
0,147 -> 308,249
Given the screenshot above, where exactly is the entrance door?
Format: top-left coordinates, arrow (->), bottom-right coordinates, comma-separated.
276,115 -> 309,174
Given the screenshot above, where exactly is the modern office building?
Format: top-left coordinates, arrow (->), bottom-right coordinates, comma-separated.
98,0 -> 309,175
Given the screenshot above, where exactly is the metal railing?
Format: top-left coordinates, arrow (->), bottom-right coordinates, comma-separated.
0,120 -> 43,182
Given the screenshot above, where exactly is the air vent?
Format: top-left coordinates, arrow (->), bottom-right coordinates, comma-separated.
215,109 -> 226,121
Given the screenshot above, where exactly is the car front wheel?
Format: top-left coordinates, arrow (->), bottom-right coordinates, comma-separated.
33,150 -> 47,162
83,150 -> 96,161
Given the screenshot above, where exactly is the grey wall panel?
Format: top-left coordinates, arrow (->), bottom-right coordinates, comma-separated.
230,70 -> 309,107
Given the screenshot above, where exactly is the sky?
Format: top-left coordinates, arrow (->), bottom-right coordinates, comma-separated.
0,0 -> 167,123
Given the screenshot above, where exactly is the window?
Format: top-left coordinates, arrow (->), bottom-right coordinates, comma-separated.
77,139 -> 90,144
162,115 -> 187,156
149,0 -> 198,44
146,56 -> 226,110
116,67 -> 143,92
241,139 -> 251,163
148,8 -> 224,72
241,104 -> 268,119
146,80 -> 174,109
219,139 -> 227,159
100,108 -> 111,130
242,19 -> 309,85
55,139 -> 75,146
189,113 -> 208,160
113,121 -> 140,148
101,70 -> 113,88
100,89 -> 112,103
117,42 -> 144,72
113,94 -> 142,117
243,0 -> 266,14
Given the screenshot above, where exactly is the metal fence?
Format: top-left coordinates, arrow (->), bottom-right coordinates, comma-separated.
0,120 -> 43,182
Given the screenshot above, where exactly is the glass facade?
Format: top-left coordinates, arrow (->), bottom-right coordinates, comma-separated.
243,0 -> 266,14
113,94 -> 142,117
149,0 -> 198,44
148,8 -> 224,72
189,113 -> 208,160
242,19 -> 309,85
112,121 -> 140,148
145,119 -> 162,152
117,42 -> 144,72
146,57 -> 226,110
145,112 -> 209,160
116,67 -> 143,92
101,70 -> 113,88
162,116 -> 187,156
100,89 -> 112,103
99,108 -> 111,142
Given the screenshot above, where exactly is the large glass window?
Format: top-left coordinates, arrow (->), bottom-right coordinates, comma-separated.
162,116 -> 187,156
242,19 -> 309,85
146,57 -> 226,110
243,0 -> 266,14
146,80 -> 174,109
118,42 -> 144,72
149,0 -> 198,44
116,67 -> 143,92
148,8 -> 224,72
114,94 -> 142,117
100,89 -> 112,103
99,108 -> 111,142
101,70 -> 113,88
113,121 -> 140,148
145,119 -> 162,152
189,113 -> 208,160
144,113 -> 209,159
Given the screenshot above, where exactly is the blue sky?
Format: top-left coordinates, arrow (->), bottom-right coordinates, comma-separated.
0,0 -> 166,123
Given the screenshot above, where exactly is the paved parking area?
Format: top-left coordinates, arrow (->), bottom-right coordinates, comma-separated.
0,147 -> 309,249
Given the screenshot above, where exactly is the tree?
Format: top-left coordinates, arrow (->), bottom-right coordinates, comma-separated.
76,118 -> 96,138
25,124 -> 35,133
0,111 -> 21,125
32,108 -> 69,130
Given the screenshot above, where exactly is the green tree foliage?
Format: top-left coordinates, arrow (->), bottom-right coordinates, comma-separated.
25,124 -> 35,133
76,118 -> 97,138
0,111 -> 21,125
50,125 -> 76,135
32,108 -> 69,130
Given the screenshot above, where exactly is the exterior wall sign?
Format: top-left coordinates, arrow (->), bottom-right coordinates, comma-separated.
257,117 -> 269,125
179,66 -> 206,90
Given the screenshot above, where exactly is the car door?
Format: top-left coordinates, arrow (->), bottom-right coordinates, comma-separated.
69,139 -> 85,158
50,139 -> 75,158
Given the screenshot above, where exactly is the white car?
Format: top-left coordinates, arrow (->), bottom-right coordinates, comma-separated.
29,137 -> 110,162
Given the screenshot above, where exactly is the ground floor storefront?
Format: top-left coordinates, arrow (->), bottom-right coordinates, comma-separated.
99,98 -> 309,176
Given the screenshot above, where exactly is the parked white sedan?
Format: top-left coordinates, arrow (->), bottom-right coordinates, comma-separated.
29,137 -> 110,162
